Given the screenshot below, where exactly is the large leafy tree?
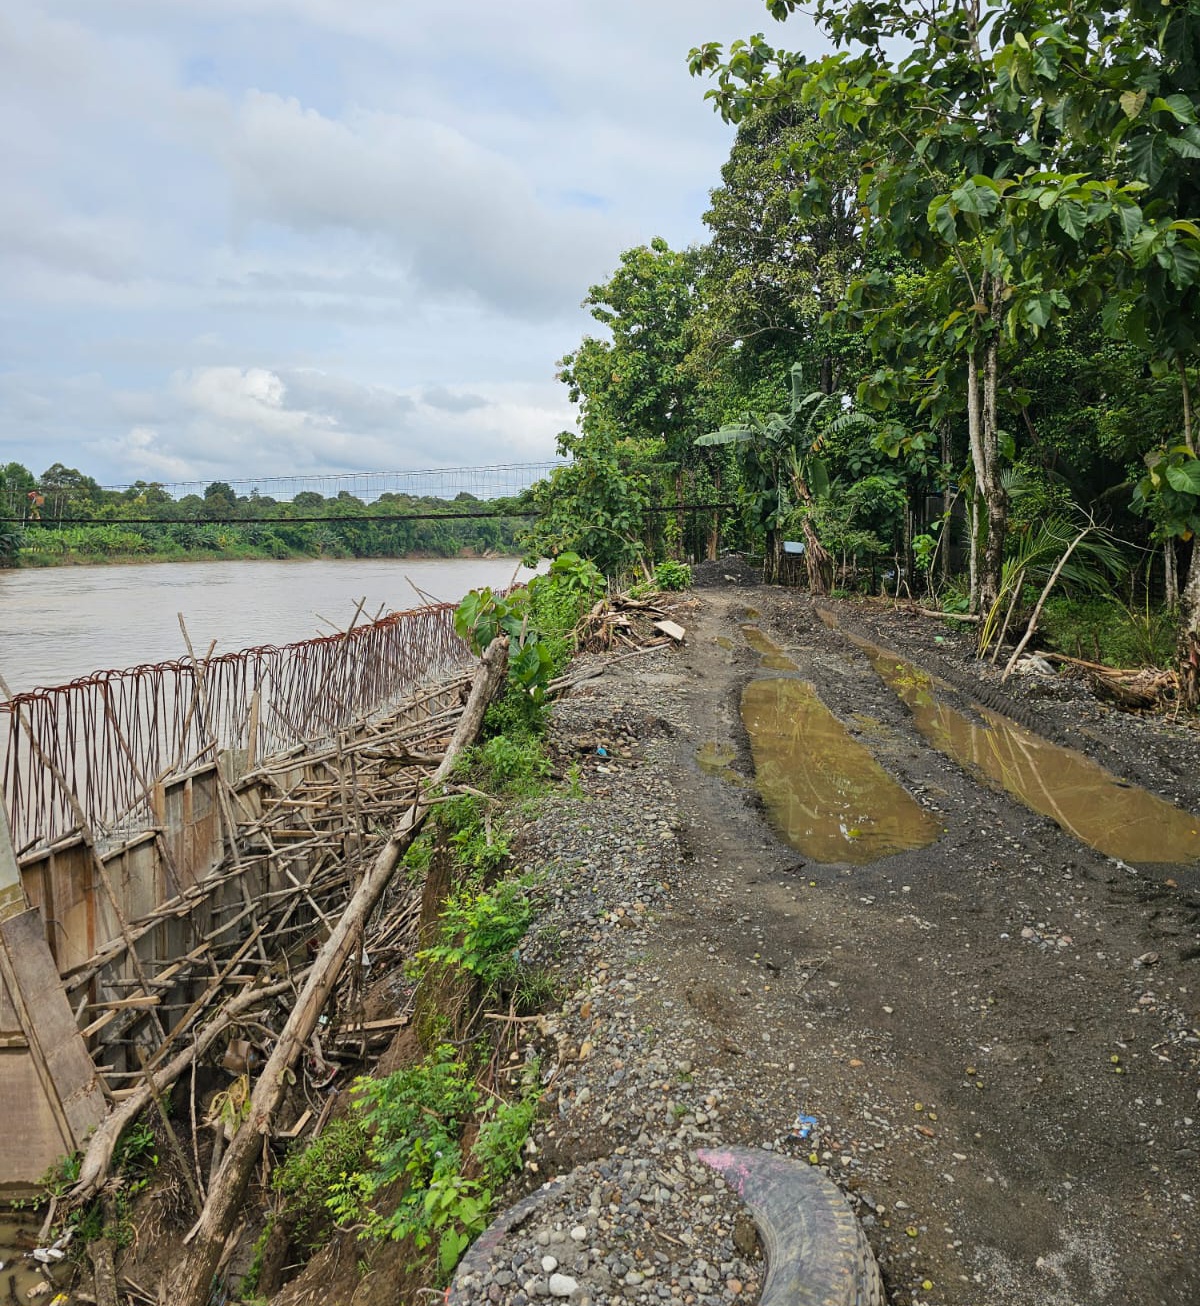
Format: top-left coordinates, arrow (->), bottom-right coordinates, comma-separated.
689,105 -> 865,401
559,238 -> 703,465
691,1 -> 1156,618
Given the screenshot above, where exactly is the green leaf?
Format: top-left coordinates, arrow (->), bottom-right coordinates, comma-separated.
1119,88 -> 1147,120
950,179 -> 1000,216
929,198 -> 958,244
1165,461 -> 1200,494
1167,133 -> 1200,159
1056,199 -> 1087,240
1158,240 -> 1200,289
1151,93 -> 1198,124
1117,201 -> 1145,243
1023,294 -> 1053,330
1127,132 -> 1164,185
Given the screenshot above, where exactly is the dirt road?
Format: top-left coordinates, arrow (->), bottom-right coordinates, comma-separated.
531,575 -> 1200,1306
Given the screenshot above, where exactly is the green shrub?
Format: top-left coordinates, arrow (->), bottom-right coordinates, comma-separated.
328,1047 -> 488,1282
1041,594 -> 1176,667
653,559 -> 692,591
274,1116 -> 370,1250
470,735 -> 550,795
419,879 -> 535,996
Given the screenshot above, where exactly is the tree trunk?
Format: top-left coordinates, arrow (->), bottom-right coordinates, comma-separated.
162,638 -> 509,1306
967,494 -> 980,613
800,516 -> 833,595
763,529 -> 781,584
1179,543 -> 1200,709
1179,357 -> 1196,457
1166,539 -> 1179,608
965,318 -> 1007,620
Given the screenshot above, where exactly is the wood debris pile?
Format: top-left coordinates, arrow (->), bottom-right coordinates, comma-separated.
1042,652 -> 1180,712
574,592 -> 693,652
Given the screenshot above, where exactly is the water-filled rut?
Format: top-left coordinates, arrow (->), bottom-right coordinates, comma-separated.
732,624 -> 940,865
814,608 -> 1200,865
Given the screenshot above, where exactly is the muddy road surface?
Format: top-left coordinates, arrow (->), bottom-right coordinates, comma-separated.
609,577 -> 1199,1305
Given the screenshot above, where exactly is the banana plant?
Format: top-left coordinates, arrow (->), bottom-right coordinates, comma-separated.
696,363 -> 842,590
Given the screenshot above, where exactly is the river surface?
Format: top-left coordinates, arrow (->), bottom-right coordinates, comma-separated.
0,556 -> 535,696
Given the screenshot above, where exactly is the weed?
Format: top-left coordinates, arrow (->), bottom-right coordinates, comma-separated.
328,1047 -> 488,1282
511,966 -> 559,1014
469,735 -> 550,795
1042,594 -> 1176,667
566,760 -> 584,800
273,1116 -> 369,1250
653,559 -> 692,591
206,1073 -> 252,1139
402,832 -> 434,881
419,879 -> 535,997
472,1094 -> 538,1185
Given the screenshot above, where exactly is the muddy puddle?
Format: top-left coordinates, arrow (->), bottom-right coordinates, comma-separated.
823,616 -> 1200,864
739,624 -> 798,671
735,625 -> 940,865
0,1214 -> 63,1303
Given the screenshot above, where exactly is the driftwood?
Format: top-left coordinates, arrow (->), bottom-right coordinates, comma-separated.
1039,651 -> 1178,710
163,637 -> 510,1306
907,605 -> 981,624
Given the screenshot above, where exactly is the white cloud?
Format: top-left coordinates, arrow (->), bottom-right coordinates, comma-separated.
1,0 -> 820,482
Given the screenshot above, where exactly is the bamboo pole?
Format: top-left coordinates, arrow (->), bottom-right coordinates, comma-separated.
163,638 -> 508,1306
70,976 -> 298,1201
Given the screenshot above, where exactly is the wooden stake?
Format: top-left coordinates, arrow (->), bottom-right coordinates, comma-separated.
163,638 -> 508,1306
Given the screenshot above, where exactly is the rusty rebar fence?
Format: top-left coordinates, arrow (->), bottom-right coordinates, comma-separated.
1,603 -> 472,854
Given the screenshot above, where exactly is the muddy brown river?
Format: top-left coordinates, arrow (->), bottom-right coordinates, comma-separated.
0,557 -> 536,696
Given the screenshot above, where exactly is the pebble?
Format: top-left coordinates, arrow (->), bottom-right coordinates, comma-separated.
448,648 -> 766,1305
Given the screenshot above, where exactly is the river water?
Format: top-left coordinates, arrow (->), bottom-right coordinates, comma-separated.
0,556 -> 536,697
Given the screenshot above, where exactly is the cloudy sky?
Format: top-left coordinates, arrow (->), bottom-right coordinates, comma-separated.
0,1 -> 825,490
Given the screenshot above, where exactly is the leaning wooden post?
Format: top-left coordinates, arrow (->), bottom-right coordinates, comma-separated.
164,637 -> 508,1306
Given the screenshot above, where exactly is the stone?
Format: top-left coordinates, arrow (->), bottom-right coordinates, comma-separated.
548,1273 -> 579,1297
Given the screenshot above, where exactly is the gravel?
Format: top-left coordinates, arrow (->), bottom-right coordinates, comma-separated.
450,647 -> 768,1305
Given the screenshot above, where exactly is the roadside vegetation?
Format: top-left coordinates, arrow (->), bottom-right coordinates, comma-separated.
519,0 -> 1200,706
230,554 -> 600,1299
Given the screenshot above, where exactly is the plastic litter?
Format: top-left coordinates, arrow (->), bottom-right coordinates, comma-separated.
790,1112 -> 819,1140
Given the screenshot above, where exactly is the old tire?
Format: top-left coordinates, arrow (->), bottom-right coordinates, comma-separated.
699,1146 -> 884,1306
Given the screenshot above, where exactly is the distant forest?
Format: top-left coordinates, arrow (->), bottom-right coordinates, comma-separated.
0,461 -> 530,567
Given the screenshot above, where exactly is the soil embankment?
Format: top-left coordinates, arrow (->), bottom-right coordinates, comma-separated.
466,574 -> 1200,1306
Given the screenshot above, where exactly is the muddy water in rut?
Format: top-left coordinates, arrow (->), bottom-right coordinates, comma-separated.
735,624 -> 941,865
814,609 -> 1200,864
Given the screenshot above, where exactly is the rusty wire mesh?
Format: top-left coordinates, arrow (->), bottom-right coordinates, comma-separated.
1,603 -> 473,853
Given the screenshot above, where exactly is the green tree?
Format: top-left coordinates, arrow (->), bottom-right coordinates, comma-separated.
560,239 -> 703,465
691,1 -> 1150,618
690,104 -> 865,402
39,462 -> 101,518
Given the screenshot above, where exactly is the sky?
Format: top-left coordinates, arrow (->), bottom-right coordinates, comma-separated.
0,1 -> 826,490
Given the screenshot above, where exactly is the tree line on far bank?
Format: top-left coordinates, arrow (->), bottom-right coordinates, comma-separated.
0,462 -> 528,567
524,0 -> 1200,703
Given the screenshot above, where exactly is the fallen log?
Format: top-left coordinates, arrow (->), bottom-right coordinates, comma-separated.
70,977 -> 299,1202
163,636 -> 509,1306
